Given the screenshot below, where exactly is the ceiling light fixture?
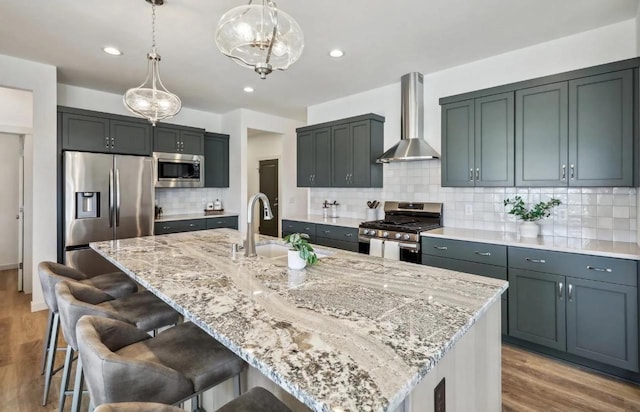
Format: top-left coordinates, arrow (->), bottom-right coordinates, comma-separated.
243,86 -> 255,93
329,49 -> 344,58
103,46 -> 123,56
123,0 -> 181,126
215,0 -> 304,79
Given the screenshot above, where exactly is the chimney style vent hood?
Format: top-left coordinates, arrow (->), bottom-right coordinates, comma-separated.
377,72 -> 440,163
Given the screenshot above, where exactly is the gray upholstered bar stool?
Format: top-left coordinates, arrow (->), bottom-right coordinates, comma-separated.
56,281 -> 182,412
38,261 -> 138,406
77,315 -> 246,412
93,387 -> 292,412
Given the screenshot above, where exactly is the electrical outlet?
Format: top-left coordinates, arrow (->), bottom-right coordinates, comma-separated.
434,377 -> 446,412
464,204 -> 473,216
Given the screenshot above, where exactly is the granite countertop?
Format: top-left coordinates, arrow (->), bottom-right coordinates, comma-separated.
284,214 -> 364,229
422,227 -> 640,260
155,212 -> 239,222
91,229 -> 506,412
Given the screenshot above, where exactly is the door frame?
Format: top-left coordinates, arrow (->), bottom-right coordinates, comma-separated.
257,157 -> 281,237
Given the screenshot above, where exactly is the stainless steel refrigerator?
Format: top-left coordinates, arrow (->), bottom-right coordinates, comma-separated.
64,151 -> 154,275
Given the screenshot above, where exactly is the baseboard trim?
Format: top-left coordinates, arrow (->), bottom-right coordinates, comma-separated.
0,263 -> 19,271
31,300 -> 47,313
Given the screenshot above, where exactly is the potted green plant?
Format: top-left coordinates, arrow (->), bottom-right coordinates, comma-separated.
503,196 -> 561,238
283,233 -> 318,269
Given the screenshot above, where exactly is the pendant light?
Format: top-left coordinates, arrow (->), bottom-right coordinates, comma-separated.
124,0 -> 181,126
215,0 -> 304,79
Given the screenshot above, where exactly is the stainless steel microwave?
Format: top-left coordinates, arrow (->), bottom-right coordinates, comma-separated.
153,152 -> 204,188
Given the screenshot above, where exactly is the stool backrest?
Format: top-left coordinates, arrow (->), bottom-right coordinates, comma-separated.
77,316 -> 192,407
38,261 -> 88,313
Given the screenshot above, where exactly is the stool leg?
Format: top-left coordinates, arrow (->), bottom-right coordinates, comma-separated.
233,374 -> 241,397
70,356 -> 84,412
41,310 -> 53,375
58,346 -> 74,412
42,312 -> 60,406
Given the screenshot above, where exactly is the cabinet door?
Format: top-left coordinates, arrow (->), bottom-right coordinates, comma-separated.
566,277 -> 638,371
206,216 -> 238,230
441,99 -> 474,187
180,131 -> 205,155
204,133 -> 229,188
351,120 -> 372,187
508,268 -> 566,351
153,127 -> 179,153
569,70 -> 633,187
62,113 -> 110,152
296,131 -> 314,187
110,119 -> 152,155
515,82 -> 568,186
313,127 -> 332,187
474,92 -> 514,186
331,124 -> 352,187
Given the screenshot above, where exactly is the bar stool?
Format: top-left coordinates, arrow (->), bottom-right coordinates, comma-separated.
93,387 -> 292,412
56,281 -> 182,412
76,315 -> 246,412
38,261 -> 138,406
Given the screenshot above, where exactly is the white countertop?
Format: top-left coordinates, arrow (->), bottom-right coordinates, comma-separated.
155,212 -> 239,222
284,214 -> 364,229
422,227 -> 640,260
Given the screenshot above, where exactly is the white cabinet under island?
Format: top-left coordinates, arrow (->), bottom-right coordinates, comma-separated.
90,229 -> 507,412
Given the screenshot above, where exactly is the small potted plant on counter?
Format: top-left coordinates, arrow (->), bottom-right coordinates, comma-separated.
284,233 -> 318,270
504,196 -> 561,238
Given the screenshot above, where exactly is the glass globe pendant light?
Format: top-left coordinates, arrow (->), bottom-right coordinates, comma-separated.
215,0 -> 304,79
124,0 -> 181,125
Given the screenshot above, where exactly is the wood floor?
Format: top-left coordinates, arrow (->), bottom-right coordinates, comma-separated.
1,269 -> 640,412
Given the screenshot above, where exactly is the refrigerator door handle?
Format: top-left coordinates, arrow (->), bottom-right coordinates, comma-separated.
115,168 -> 121,227
108,169 -> 114,228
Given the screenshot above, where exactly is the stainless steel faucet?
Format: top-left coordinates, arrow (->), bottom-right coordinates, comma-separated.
244,192 -> 274,257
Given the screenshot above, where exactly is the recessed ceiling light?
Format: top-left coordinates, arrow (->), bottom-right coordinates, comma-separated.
243,86 -> 254,93
103,47 -> 122,56
329,49 -> 344,58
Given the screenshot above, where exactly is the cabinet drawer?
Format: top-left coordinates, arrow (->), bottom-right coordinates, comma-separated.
422,237 -> 506,267
508,247 -> 637,286
315,237 -> 359,252
316,224 -> 358,243
154,219 -> 205,235
206,216 -> 238,230
282,220 -> 316,238
422,255 -> 507,280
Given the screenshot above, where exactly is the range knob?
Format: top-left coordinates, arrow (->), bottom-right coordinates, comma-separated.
395,233 -> 402,239
403,234 -> 411,240
382,231 -> 389,238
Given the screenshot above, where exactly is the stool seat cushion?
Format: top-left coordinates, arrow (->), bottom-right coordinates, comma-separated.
215,387 -> 292,412
94,402 -> 183,412
102,291 -> 180,332
117,322 -> 245,392
83,272 -> 138,299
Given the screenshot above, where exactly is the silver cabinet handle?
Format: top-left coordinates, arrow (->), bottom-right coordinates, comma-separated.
525,258 -> 546,264
561,164 -> 566,181
162,226 -> 171,230
345,174 -> 348,182
558,282 -> 563,299
189,223 -> 196,227
344,233 -> 353,237
434,246 -> 448,250
349,173 -> 353,183
304,227 -> 311,231
586,265 -> 612,273
323,230 -> 331,234
111,137 -> 115,149
568,284 -> 573,301
105,136 -> 110,149
469,169 -> 473,181
475,168 -> 480,180
474,251 -> 491,256
570,164 -> 575,180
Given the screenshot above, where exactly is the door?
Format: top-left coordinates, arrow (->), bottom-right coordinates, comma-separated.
515,82 -> 568,186
114,155 -> 154,240
441,99 -> 474,187
296,131 -> 314,187
508,268 -> 566,351
313,127 -> 332,187
153,127 -> 179,153
566,277 -> 638,371
180,131 -> 204,155
259,159 -> 279,237
474,92 -> 514,186
569,69 -> 633,186
110,119 -> 151,156
64,151 -> 115,247
204,133 -> 229,188
331,124 -> 351,187
351,120 -> 372,187
62,113 -> 110,152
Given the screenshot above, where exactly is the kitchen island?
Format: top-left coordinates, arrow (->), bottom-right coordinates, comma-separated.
91,229 -> 507,412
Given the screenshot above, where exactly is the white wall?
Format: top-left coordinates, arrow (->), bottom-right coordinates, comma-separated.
637,2 -> 640,55
0,87 -> 33,127
0,133 -> 21,268
0,54 -> 57,311
247,132 -> 284,232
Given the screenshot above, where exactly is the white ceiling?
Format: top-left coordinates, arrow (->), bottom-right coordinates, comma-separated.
0,0 -> 637,120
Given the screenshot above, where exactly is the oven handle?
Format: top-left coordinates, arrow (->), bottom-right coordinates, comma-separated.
358,236 -> 420,251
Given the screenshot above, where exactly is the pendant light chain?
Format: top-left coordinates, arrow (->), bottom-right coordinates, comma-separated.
151,1 -> 157,54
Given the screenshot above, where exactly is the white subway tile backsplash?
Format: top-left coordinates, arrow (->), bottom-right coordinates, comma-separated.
155,187 -> 230,215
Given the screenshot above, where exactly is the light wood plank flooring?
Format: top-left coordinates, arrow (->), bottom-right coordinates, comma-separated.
1,269 -> 640,411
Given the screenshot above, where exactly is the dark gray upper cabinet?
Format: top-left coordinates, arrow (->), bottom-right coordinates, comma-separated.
516,82 -> 568,186
61,110 -> 151,155
153,124 -> 205,155
441,93 -> 514,187
297,114 -> 384,188
569,70 -> 633,186
204,133 -> 229,188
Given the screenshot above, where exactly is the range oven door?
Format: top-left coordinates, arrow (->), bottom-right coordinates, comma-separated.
154,152 -> 204,188
358,239 -> 422,264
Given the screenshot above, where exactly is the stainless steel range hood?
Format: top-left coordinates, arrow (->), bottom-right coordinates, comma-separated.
376,72 -> 440,163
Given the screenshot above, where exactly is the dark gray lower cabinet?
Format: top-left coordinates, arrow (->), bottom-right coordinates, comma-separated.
155,216 -> 238,235
281,220 -> 357,252
282,220 -> 316,243
206,216 -> 238,230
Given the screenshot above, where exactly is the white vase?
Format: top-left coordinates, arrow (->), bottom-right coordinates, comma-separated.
519,221 -> 540,238
288,250 -> 307,270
